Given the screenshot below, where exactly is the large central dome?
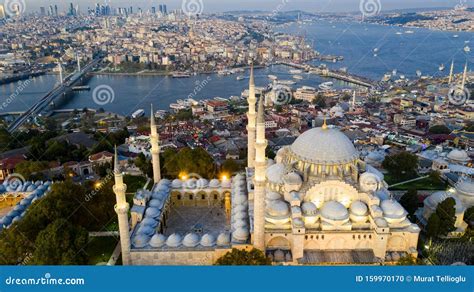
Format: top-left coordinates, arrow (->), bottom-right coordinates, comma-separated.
290,127 -> 358,164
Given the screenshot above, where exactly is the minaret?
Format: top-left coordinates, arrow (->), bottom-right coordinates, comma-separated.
448,60 -> 454,84
253,97 -> 267,251
352,91 -> 356,109
150,105 -> 161,182
461,62 -> 468,88
247,63 -> 257,168
113,147 -> 131,265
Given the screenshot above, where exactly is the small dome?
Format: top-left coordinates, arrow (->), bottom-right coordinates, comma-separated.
0,216 -> 12,226
232,227 -> 249,242
200,234 -> 216,247
293,217 -> 304,227
266,163 -> 286,184
149,233 -> 166,248
148,199 -> 162,208
166,233 -> 182,247
196,178 -> 209,189
171,179 -> 183,188
283,172 -> 303,192
217,233 -> 230,246
221,179 -> 232,188
152,191 -> 166,200
137,225 -> 155,236
145,207 -> 161,218
141,217 -> 158,228
184,178 -> 197,189
350,201 -> 368,216
447,149 -> 470,163
156,184 -> 170,192
320,201 -> 349,221
26,184 -> 37,192
209,179 -> 220,188
266,191 -> 282,201
133,235 -> 150,248
301,202 -> 317,216
267,200 -> 290,217
374,217 -> 388,227
13,204 -> 25,212
456,179 -> 474,198
381,200 -> 406,219
183,233 -> 200,247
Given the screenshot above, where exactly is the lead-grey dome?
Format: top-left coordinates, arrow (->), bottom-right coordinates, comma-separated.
290,127 -> 358,164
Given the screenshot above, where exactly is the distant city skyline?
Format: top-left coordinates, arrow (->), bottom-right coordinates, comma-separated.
23,0 -> 474,14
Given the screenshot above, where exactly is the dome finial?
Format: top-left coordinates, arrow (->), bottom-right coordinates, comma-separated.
322,116 -> 328,130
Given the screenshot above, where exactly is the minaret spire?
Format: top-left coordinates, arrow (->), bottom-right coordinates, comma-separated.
461,62 -> 468,88
150,105 -> 161,182
448,60 -> 454,84
253,97 -> 267,251
113,145 -> 131,265
247,62 -> 257,168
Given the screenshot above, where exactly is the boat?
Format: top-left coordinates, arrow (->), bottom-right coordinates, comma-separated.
155,110 -> 167,119
293,75 -> 304,80
236,76 -> 245,81
373,53 -> 378,57
373,48 -> 379,53
131,109 -> 145,119
439,64 -> 445,71
416,70 -> 422,77
172,73 -> 190,78
392,69 -> 397,76
405,30 -> 414,34
382,74 -> 391,82
453,34 -> 459,38
464,45 -> 471,53
268,75 -> 278,80
396,32 -> 403,35
278,80 -> 296,85
319,81 -> 333,91
289,69 -> 302,74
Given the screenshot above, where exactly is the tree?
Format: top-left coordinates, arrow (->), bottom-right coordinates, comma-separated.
135,153 -> 153,178
429,125 -> 451,135
14,161 -> 50,180
220,159 -> 243,176
436,197 -> 456,236
397,255 -> 421,265
32,219 -> 88,265
464,206 -> 474,224
215,248 -> 271,265
162,147 -> 216,179
399,188 -> 419,218
426,213 -> 440,238
382,151 -> 419,181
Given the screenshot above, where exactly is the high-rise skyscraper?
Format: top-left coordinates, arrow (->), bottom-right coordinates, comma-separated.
163,4 -> 167,14
54,5 -> 58,16
69,3 -> 75,16
40,7 -> 46,16
159,4 -> 163,14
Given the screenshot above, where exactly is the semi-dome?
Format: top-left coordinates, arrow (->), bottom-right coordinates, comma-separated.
350,201 -> 368,216
166,233 -> 182,247
301,202 -> 317,216
320,201 -> 349,221
216,232 -> 230,246
381,200 -> 406,219
183,233 -> 200,247
447,149 -> 470,163
200,234 -> 216,247
424,191 -> 464,213
455,179 -> 474,207
149,233 -> 166,248
133,234 -> 150,248
266,163 -> 286,184
290,127 -> 358,164
267,200 -> 290,218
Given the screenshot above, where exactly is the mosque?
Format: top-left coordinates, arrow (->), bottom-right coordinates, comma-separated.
113,66 -> 420,265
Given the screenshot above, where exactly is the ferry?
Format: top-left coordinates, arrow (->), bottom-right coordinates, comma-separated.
439,64 -> 445,71
464,45 -> 471,53
293,75 -> 304,80
289,69 -> 303,74
319,81 -> 333,91
268,75 -> 278,80
131,109 -> 145,119
172,72 -> 190,78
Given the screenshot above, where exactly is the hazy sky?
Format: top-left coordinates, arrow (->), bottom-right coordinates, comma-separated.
26,0 -> 474,13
